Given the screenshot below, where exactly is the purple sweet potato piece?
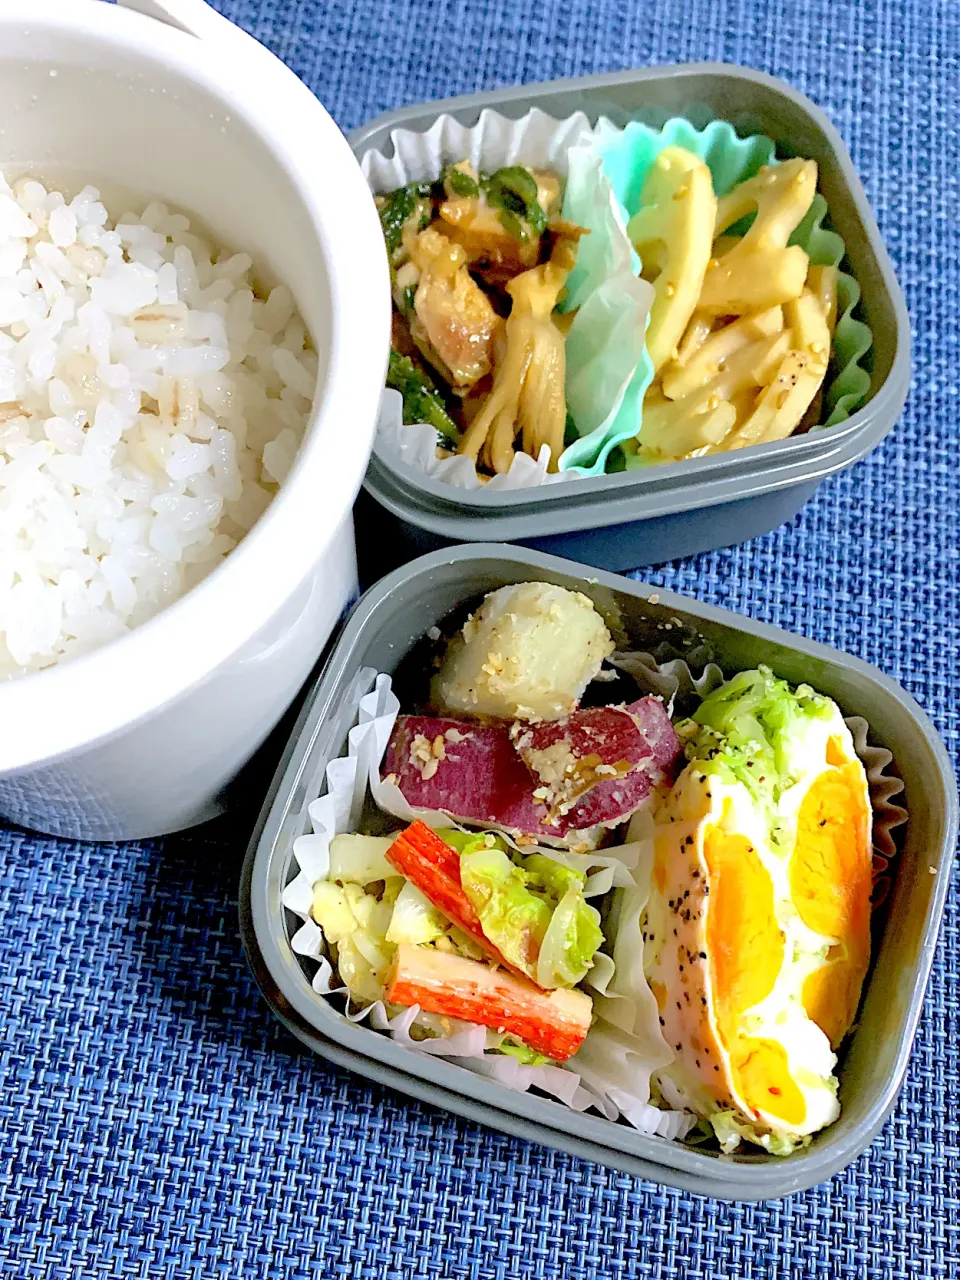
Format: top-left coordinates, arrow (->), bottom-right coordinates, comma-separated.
383,701 -> 682,844
512,698 -> 682,823
384,715 -> 549,835
625,698 -> 685,773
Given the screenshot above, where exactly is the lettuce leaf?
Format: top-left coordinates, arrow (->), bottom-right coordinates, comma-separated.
459,844 -> 552,974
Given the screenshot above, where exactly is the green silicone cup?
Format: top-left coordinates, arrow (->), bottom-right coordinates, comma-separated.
560,117 -> 874,474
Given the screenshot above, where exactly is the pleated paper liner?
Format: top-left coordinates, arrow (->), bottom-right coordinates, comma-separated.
278,645 -> 905,1148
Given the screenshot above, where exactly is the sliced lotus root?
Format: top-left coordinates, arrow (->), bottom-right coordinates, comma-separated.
673,311 -> 715,368
727,291 -> 831,449
638,330 -> 790,459
698,159 -> 818,315
626,146 -> 717,373
798,262 -> 840,429
806,263 -> 839,334
661,305 -> 785,401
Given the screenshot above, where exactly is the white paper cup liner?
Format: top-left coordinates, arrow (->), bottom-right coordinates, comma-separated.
279,648 -> 907,1149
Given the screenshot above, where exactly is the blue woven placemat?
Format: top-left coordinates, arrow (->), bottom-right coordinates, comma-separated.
3,1 -> 958,1275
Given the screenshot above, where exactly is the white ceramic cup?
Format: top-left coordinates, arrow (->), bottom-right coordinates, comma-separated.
0,0 -> 390,840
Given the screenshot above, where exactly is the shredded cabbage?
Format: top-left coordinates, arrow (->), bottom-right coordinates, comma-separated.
710,1110 -> 810,1157
457,839 -> 603,988
676,665 -> 836,845
387,880 -> 449,945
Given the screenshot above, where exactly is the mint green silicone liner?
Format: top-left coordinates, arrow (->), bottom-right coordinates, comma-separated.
558,118 -> 874,474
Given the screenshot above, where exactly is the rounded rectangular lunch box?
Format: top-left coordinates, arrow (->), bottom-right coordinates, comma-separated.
351,63 -> 910,576
241,544 -> 956,1202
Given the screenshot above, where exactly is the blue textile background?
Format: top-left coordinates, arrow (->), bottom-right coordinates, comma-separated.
2,1 -> 958,1276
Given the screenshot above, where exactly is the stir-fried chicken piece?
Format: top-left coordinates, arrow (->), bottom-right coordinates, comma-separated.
438,162 -> 562,286
408,227 -> 502,391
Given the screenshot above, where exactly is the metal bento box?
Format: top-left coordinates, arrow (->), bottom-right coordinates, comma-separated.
351,64 -> 910,575
240,545 -> 954,1202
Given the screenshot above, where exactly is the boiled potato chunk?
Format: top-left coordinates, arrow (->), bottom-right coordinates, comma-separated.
626,147 -> 717,372
431,581 -> 614,722
699,159 -> 818,315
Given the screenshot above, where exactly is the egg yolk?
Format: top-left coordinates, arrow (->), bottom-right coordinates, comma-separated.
704,824 -> 803,1124
791,751 -> 872,1047
735,1039 -> 807,1126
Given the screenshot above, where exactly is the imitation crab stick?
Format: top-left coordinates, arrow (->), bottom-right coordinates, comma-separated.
384,820 -> 523,977
384,943 -> 593,1062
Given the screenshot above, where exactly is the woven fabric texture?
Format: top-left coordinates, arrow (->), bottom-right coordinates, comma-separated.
3,0 -> 959,1276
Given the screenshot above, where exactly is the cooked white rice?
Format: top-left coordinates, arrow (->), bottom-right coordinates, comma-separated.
0,172 -> 314,679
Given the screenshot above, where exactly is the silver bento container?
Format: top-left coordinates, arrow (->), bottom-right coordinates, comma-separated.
351,64 -> 910,574
241,545 -> 955,1202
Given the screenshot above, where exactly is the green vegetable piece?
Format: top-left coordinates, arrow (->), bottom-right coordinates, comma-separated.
311,881 -> 358,944
681,666 -> 831,796
676,665 -> 836,846
328,833 -> 396,884
483,165 -> 548,241
519,853 -> 584,901
378,181 -> 433,260
710,1110 -> 810,1156
386,879 -> 449,946
386,350 -> 461,444
458,843 -> 602,989
435,828 -> 509,856
534,885 -> 604,990
442,164 -> 481,199
496,1038 -> 555,1066
460,845 -> 552,976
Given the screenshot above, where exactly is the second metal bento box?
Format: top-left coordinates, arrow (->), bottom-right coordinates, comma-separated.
352,63 -> 910,574
241,545 -> 954,1202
